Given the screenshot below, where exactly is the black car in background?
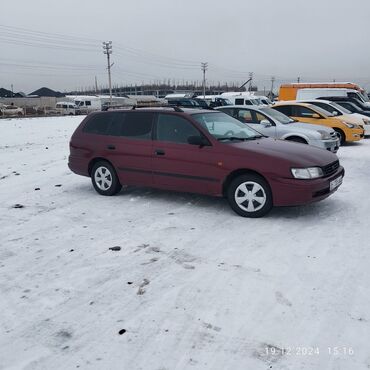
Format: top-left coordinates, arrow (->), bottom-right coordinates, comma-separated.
332,100 -> 370,118
320,96 -> 370,112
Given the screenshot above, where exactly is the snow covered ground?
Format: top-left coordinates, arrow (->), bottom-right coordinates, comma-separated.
0,115 -> 369,370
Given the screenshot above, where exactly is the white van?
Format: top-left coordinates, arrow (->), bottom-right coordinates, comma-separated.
56,102 -> 77,115
296,88 -> 370,107
73,96 -> 102,114
220,92 -> 263,106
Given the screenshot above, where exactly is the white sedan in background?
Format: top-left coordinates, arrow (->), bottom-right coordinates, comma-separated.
217,105 -> 340,152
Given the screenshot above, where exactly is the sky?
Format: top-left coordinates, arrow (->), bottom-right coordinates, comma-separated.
1,0 -> 370,93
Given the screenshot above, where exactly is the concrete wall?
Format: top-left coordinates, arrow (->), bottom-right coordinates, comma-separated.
0,97 -> 60,108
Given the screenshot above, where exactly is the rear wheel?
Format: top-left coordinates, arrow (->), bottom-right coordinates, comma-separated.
334,129 -> 345,145
227,174 -> 273,218
91,161 -> 122,196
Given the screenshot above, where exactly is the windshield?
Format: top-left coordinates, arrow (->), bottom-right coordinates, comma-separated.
192,112 -> 262,141
260,107 -> 294,124
360,92 -> 369,102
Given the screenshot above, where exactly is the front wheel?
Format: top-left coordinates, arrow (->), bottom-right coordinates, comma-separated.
334,129 -> 345,145
91,161 -> 122,196
227,174 -> 273,218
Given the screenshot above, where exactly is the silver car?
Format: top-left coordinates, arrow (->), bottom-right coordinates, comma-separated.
217,105 -> 340,153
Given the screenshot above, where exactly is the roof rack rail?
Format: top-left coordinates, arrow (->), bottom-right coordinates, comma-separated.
130,105 -> 184,112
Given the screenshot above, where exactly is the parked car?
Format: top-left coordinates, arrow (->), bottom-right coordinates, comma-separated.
272,102 -> 364,145
217,105 -> 339,152
299,99 -> 370,136
68,107 -> 344,218
195,95 -> 232,108
193,98 -> 210,109
0,104 -> 24,117
56,102 -> 77,115
166,98 -> 201,108
320,96 -> 370,112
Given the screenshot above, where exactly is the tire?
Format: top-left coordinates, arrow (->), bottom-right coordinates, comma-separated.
227,174 -> 273,218
91,161 -> 122,196
334,129 -> 345,145
285,136 -> 307,144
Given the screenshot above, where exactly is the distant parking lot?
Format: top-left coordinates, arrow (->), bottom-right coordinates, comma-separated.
0,116 -> 369,369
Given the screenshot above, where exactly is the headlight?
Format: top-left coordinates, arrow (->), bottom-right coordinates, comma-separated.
317,130 -> 331,140
291,167 -> 324,179
341,121 -> 356,128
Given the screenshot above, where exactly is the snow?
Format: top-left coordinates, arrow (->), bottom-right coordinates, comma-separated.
0,116 -> 369,370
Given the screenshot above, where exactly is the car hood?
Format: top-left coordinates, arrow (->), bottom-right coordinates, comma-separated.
227,137 -> 338,168
286,121 -> 334,135
335,114 -> 364,126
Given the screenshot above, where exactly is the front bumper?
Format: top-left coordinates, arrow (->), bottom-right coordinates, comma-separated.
347,127 -> 365,141
311,138 -> 340,153
271,166 -> 345,206
363,124 -> 370,136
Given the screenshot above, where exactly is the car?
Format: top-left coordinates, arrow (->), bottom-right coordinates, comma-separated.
0,104 -> 24,117
319,96 -> 370,112
272,102 -> 364,145
68,107 -> 344,218
298,99 -> 370,135
166,98 -> 201,108
217,105 -> 339,152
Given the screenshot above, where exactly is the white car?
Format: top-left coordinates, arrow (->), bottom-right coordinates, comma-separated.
0,104 -> 24,117
300,99 -> 370,136
217,105 -> 340,153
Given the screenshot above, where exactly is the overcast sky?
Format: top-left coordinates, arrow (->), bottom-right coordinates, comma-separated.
1,0 -> 370,93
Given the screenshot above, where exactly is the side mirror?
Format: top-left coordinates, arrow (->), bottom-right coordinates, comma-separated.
311,113 -> 321,119
333,111 -> 339,116
260,119 -> 272,127
187,135 -> 210,147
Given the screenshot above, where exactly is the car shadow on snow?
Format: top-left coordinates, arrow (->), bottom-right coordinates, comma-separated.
71,183 -> 347,220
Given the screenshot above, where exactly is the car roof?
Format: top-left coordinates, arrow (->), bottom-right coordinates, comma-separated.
217,105 -> 262,110
273,101 -> 313,107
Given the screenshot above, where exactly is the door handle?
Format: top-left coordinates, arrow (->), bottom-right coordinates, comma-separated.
107,144 -> 116,150
155,149 -> 165,156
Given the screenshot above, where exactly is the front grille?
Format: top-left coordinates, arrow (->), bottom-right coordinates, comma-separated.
322,160 -> 339,177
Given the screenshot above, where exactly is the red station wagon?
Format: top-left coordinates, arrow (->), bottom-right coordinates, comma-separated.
68,107 -> 344,217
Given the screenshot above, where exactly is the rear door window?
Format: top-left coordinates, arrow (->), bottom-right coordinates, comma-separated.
235,98 -> 244,105
273,105 -> 293,116
83,113 -> 116,135
120,112 -> 153,140
294,106 -> 317,118
237,109 -> 254,123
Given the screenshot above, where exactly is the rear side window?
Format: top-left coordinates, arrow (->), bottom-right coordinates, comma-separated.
156,114 -> 200,144
235,98 -> 244,105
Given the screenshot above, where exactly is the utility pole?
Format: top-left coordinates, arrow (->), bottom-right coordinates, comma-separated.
248,72 -> 254,91
11,84 -> 14,97
297,77 -> 301,83
201,62 -> 208,98
102,41 -> 113,105
95,76 -> 98,94
270,76 -> 275,98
